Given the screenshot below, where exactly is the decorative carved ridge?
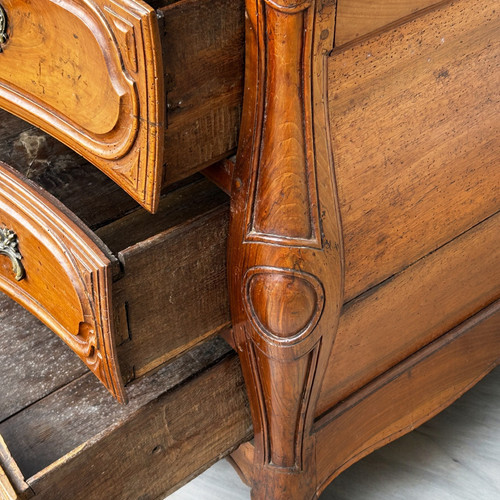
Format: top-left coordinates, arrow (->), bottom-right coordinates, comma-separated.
0,162 -> 126,402
0,0 -> 164,211
244,266 -> 325,349
263,0 -> 312,13
229,0 -> 343,493
245,0 -> 321,247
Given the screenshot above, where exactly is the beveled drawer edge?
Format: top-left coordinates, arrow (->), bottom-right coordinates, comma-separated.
0,162 -> 126,402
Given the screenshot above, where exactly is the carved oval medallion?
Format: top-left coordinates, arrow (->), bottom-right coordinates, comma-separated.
244,267 -> 324,345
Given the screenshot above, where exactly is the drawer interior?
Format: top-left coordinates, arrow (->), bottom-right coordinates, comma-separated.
0,0 -> 449,211
0,108 -> 231,393
0,294 -> 249,498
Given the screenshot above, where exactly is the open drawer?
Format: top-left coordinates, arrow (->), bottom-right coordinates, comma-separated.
0,295 -> 251,500
0,0 -> 245,211
0,109 -> 231,401
0,0 -> 462,213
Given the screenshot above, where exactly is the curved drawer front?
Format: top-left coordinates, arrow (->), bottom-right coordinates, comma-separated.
0,0 -> 164,212
0,162 -> 125,402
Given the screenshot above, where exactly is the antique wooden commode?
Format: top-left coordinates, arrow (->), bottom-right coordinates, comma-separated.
0,0 -> 498,499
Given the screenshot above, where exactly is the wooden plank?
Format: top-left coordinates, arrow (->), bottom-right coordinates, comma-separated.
317,212 -> 500,416
20,354 -> 251,500
0,293 -> 87,423
159,0 -> 245,184
315,301 -> 500,494
95,178 -> 228,254
0,336 -> 235,480
111,203 -> 231,379
335,0 -> 441,46
328,0 -> 500,300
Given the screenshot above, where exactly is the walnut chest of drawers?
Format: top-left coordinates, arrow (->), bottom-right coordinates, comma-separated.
0,0 -> 499,499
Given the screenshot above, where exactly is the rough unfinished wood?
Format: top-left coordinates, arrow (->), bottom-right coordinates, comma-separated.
0,317 -> 251,500
317,212 -> 500,415
329,0 -> 499,300
107,202 -> 231,379
0,295 -> 86,423
159,0 -> 245,184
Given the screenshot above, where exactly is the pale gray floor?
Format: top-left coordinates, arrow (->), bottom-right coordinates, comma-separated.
169,366 -> 500,500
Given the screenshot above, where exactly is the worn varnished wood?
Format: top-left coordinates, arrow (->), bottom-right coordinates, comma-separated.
0,162 -> 126,402
334,0 -> 441,46
317,211 -> 500,415
329,0 -> 499,300
0,0 -> 164,212
315,300 -> 500,494
0,0 -> 245,210
228,0 -> 499,498
228,1 -> 343,498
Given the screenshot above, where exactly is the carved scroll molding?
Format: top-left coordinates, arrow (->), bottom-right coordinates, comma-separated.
228,0 -> 343,496
0,0 -> 164,212
0,162 -> 126,402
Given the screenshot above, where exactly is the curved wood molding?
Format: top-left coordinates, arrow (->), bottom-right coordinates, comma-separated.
228,1 -> 343,497
0,0 -> 164,212
0,162 -> 126,402
315,300 -> 500,494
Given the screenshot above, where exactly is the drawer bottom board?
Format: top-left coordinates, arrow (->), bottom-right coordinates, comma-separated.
0,296 -> 251,500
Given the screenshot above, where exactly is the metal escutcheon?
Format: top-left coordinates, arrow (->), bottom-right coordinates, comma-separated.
0,228 -> 25,281
0,4 -> 8,45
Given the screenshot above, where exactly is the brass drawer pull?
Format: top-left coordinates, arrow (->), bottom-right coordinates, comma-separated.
0,228 -> 25,281
0,4 -> 8,46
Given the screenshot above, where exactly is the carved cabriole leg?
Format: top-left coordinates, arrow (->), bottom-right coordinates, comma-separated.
228,1 -> 342,498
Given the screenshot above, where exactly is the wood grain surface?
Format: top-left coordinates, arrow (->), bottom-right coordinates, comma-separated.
329,0 -> 500,300
108,200 -> 231,379
0,0 -> 164,211
335,0 -> 442,46
172,366 -> 500,500
0,295 -> 251,500
315,301 -> 500,493
159,0 -> 244,185
318,212 -> 500,415
0,295 -> 86,422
